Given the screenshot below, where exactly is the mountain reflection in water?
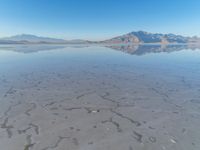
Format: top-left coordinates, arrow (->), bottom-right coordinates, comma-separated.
106,44 -> 200,55
0,44 -> 200,55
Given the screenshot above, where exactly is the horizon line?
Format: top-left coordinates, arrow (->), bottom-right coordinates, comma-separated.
0,30 -> 199,41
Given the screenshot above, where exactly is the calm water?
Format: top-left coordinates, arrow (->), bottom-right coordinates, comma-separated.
0,44 -> 200,150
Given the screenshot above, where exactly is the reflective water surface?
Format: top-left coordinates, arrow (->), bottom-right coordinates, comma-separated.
0,44 -> 200,150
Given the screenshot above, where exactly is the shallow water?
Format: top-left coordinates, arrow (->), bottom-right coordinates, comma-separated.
0,44 -> 200,150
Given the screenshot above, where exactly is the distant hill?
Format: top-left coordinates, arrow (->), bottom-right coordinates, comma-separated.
102,31 -> 200,44
0,34 -> 90,44
1,34 -> 67,43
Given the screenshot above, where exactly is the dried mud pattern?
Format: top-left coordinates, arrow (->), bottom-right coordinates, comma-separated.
4,87 -> 17,97
24,135 -> 35,150
101,117 -> 122,132
25,103 -> 37,116
4,101 -> 21,116
0,118 -> 14,138
132,131 -> 143,143
110,109 -> 141,127
41,136 -> 70,150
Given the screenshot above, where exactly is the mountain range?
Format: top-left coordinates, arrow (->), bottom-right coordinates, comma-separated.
103,31 -> 200,44
0,31 -> 200,44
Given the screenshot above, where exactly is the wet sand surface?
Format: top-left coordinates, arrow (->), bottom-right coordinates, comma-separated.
0,45 -> 200,150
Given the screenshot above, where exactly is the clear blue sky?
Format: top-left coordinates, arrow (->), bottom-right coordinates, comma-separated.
0,0 -> 200,40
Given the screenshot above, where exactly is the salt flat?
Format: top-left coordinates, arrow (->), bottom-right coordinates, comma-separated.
0,45 -> 200,150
